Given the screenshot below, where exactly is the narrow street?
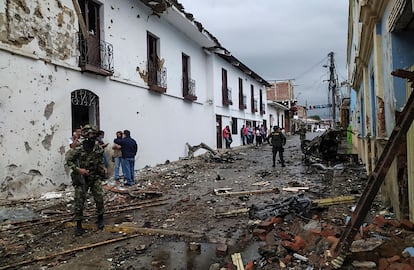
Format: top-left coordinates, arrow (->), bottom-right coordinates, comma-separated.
1,132 -> 413,270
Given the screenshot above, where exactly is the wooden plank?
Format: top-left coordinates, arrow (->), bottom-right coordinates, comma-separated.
71,0 -> 89,38
215,188 -> 279,196
312,196 -> 356,207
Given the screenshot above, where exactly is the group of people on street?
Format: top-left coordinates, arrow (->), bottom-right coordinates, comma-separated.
240,124 -> 267,146
65,125 -> 138,236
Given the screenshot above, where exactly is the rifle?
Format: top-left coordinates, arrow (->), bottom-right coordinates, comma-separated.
77,160 -> 87,193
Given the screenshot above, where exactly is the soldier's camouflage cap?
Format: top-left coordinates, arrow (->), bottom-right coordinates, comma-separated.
81,124 -> 98,137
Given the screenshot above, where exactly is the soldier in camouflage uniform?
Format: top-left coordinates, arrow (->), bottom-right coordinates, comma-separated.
267,126 -> 287,167
66,125 -> 106,236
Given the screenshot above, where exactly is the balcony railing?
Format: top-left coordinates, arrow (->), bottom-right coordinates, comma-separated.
183,77 -> 197,101
79,36 -> 114,76
239,95 -> 247,109
260,103 -> 266,115
148,60 -> 167,93
252,99 -> 258,112
222,87 -> 233,105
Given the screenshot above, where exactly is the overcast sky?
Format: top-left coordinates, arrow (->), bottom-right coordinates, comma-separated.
177,0 -> 349,118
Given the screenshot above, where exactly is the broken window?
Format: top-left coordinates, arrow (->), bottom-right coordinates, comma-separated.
182,53 -> 197,101
78,0 -> 113,75
259,89 -> 265,115
222,69 -> 232,105
238,78 -> 246,109
251,85 -> 257,113
147,32 -> 167,93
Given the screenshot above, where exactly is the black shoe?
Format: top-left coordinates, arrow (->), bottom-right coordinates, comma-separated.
272,164 -> 275,167
75,220 -> 84,236
97,214 -> 104,230
281,163 -> 286,167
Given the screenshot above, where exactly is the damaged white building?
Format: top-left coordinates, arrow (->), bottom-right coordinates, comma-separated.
0,0 -> 270,198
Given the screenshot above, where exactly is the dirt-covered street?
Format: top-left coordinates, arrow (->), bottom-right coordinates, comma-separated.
1,133 -> 414,270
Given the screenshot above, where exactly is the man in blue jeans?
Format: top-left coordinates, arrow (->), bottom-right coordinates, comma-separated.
114,130 -> 138,186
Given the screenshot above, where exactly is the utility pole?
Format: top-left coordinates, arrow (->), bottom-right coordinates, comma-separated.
328,52 -> 337,128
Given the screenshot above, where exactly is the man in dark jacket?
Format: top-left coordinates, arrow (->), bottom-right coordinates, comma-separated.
114,130 -> 138,186
267,126 -> 287,167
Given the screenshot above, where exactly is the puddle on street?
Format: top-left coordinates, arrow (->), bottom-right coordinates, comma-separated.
133,240 -> 263,269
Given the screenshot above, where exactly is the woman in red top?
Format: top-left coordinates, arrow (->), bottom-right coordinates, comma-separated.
223,125 -> 232,149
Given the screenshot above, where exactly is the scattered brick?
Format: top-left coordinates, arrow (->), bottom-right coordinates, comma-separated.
400,219 -> 414,231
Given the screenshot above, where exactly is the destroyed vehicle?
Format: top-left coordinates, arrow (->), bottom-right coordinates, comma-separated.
301,128 -> 342,161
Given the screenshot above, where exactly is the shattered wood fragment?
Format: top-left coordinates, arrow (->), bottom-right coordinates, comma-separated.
186,142 -> 217,158
252,181 -> 271,186
282,187 -> 309,192
231,252 -> 245,270
214,188 -> 233,194
215,208 -> 249,218
215,188 -> 279,196
312,196 -> 355,207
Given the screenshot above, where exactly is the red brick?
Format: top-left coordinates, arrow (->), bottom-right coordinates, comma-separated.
283,254 -> 292,264
320,228 -> 335,237
400,219 -> 414,230
373,215 -> 387,226
387,255 -> 401,263
326,236 -> 339,253
270,217 -> 283,225
387,219 -> 401,228
276,231 -> 293,241
378,258 -> 389,270
388,262 -> 414,270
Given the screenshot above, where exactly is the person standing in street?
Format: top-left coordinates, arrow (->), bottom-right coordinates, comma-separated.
267,126 -> 287,167
114,130 -> 138,186
65,125 -> 106,236
223,125 -> 232,149
112,131 -> 123,181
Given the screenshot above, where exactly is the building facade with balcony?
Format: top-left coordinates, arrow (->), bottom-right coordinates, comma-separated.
209,50 -> 270,148
0,0 -> 269,198
347,0 -> 414,220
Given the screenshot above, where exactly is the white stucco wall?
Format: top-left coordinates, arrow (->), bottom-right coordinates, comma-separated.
0,0 -> 217,198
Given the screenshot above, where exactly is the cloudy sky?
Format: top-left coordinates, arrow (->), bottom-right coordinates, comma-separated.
178,0 -> 349,118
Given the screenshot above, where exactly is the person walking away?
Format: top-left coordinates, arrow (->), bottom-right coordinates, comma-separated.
65,125 -> 106,236
223,125 -> 232,149
114,130 -> 138,186
267,126 -> 287,167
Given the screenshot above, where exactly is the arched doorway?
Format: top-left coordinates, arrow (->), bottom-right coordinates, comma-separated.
71,89 -> 99,130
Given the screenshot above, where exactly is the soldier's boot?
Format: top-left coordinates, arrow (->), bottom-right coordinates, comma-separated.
97,214 -> 104,230
75,220 -> 84,236
272,158 -> 275,167
281,161 -> 286,167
